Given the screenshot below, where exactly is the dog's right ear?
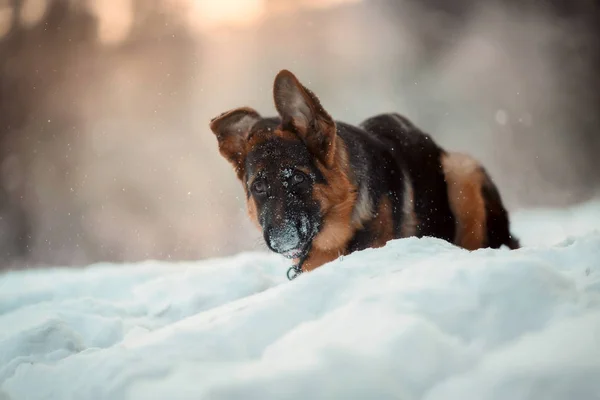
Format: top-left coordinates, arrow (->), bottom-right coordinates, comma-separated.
209,107 -> 261,178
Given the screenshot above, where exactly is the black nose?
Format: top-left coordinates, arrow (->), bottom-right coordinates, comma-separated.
264,223 -> 301,253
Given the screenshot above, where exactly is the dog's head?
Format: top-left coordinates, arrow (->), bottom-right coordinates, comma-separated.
209,70 -> 353,260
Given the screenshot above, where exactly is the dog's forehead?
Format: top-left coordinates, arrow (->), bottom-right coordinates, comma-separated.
246,138 -> 311,173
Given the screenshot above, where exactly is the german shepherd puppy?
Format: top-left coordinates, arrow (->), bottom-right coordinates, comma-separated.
209,70 -> 519,274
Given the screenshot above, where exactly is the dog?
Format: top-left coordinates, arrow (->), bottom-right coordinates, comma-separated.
209,70 -> 520,275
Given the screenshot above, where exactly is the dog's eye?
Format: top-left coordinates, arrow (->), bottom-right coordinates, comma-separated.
252,180 -> 267,194
291,172 -> 305,185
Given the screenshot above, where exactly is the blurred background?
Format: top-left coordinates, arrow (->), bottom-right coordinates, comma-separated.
0,0 -> 599,269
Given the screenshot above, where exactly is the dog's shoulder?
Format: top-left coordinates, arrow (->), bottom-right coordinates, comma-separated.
358,113 -> 444,157
360,112 -> 417,132
360,113 -> 429,142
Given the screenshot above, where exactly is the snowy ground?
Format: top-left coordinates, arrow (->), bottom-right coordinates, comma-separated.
1,199 -> 600,400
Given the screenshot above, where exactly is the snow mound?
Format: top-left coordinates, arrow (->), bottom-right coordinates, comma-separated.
1,200 -> 600,400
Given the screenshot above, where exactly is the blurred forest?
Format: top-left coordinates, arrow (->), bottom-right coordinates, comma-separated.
1,0 -> 599,269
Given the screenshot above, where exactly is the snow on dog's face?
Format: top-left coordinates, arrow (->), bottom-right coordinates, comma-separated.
209,70 -> 356,261
244,135 -> 322,259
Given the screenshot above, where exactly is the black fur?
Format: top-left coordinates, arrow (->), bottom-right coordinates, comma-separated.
341,114 -> 457,253
356,114 -> 456,243
480,168 -> 520,249
245,134 -> 323,259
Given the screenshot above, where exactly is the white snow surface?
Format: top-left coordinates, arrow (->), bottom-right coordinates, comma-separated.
2,200 -> 600,400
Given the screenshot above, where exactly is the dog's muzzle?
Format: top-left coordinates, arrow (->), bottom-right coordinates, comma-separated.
264,218 -> 311,259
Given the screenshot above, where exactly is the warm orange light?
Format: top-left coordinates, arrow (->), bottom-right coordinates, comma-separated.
20,0 -> 47,28
300,0 -> 362,9
0,3 -> 12,39
186,0 -> 267,32
0,0 -> 363,44
86,0 -> 133,44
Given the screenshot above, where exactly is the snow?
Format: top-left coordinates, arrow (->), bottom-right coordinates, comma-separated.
1,199 -> 600,400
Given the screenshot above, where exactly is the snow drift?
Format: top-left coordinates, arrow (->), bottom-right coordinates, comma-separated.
1,200 -> 600,400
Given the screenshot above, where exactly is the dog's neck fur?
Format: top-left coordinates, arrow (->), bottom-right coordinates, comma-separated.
297,134 -> 376,272
298,128 -> 417,272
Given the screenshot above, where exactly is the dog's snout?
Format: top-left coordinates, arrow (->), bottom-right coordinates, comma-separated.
265,223 -> 301,253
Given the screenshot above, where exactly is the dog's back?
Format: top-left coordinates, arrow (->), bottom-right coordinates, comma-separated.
359,113 -> 519,250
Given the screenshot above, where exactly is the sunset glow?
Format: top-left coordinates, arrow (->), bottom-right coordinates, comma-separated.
87,0 -> 133,44
20,0 -> 48,28
0,0 -> 363,43
188,0 -> 267,31
0,3 -> 13,39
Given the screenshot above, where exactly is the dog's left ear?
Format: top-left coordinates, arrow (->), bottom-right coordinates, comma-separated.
273,70 -> 337,168
209,107 -> 261,179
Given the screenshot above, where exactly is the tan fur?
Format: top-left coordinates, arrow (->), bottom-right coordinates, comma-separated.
209,107 -> 261,179
304,193 -> 393,272
400,170 -> 418,237
274,128 -> 300,141
311,138 -> 357,252
371,195 -> 394,248
300,248 -> 343,272
246,196 -> 261,229
351,184 -> 374,228
442,152 -> 487,250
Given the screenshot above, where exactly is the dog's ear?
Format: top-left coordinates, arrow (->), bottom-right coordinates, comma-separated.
209,107 -> 261,178
273,70 -> 337,168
